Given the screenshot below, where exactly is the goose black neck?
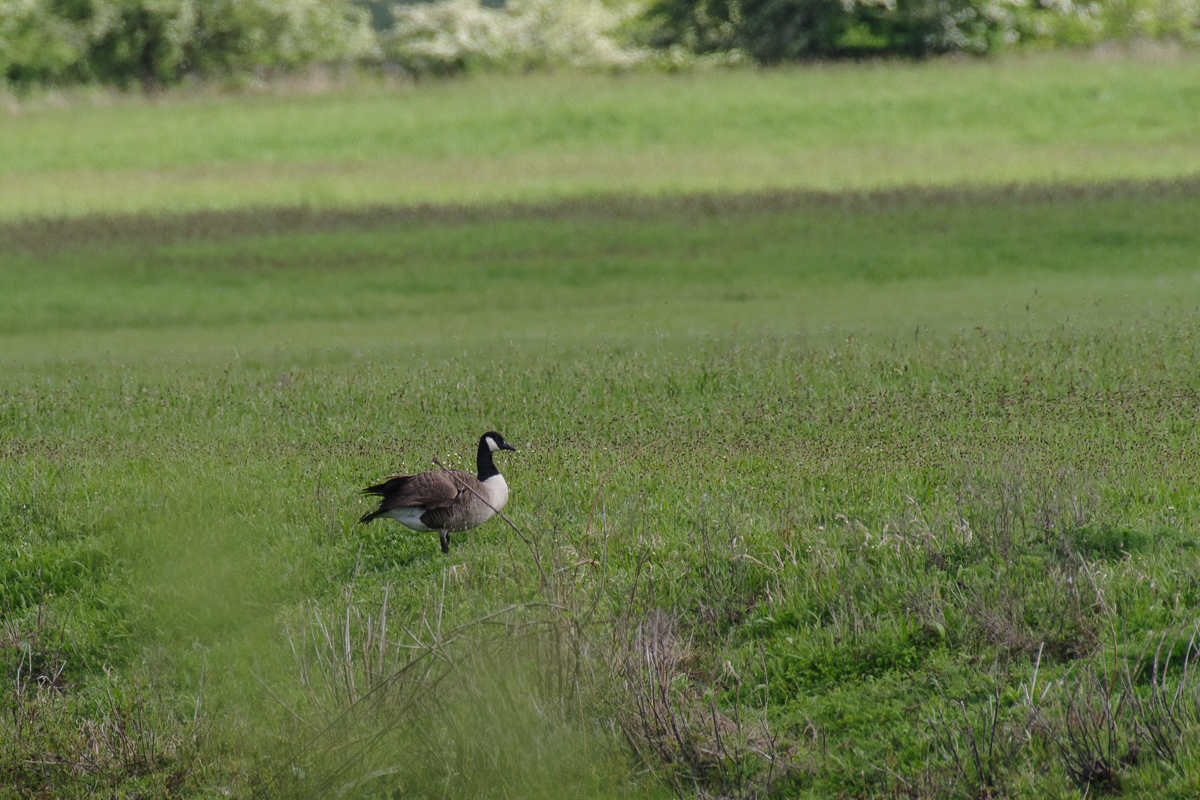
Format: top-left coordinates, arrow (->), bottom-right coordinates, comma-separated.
476,436 -> 500,480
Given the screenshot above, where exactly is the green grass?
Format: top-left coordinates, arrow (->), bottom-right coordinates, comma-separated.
3,54 -> 1200,217
5,178 -> 1200,798
5,182 -> 1200,372
6,55 -> 1200,799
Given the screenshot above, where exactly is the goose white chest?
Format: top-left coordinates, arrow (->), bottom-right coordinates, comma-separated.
479,473 -> 510,512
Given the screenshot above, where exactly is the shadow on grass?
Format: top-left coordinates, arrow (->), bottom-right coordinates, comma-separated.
3,175 -> 1200,254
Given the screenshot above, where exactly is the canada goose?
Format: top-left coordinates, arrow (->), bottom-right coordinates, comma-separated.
359,431 -> 517,554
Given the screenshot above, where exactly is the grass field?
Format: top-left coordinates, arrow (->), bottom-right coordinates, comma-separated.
3,53 -> 1200,217
4,55 -> 1200,800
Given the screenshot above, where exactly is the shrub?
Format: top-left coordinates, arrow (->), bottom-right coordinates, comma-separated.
384,0 -> 649,73
643,0 -> 1200,60
4,0 -> 1198,87
642,0 -> 1012,60
1,0 -> 379,88
0,0 -> 85,85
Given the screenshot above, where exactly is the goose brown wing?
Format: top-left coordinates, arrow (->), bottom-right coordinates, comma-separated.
375,470 -> 470,512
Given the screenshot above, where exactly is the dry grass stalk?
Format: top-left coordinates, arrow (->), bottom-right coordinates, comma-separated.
4,609 -> 197,791
614,609 -> 783,797
266,568 -> 588,799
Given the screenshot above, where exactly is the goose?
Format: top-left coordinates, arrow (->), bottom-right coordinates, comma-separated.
359,431 -> 517,554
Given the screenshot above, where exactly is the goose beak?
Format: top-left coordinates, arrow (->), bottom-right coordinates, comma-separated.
501,442 -> 518,452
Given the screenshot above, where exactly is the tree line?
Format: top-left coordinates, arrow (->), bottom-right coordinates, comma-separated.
2,0 -> 1197,89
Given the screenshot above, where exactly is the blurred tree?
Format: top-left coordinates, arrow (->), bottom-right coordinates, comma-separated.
646,0 -> 1042,60
2,0 -> 378,89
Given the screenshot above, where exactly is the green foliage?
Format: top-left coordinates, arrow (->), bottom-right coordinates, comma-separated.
1068,521 -> 1151,558
766,628 -> 948,695
0,0 -> 378,88
645,0 -> 1200,61
3,0 -> 1199,87
0,0 -> 83,84
645,0 -> 862,60
383,0 -> 647,75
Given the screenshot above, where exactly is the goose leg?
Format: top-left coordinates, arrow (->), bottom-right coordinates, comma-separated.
439,530 -> 450,554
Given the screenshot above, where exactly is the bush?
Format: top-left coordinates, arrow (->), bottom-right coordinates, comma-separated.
1,0 -> 379,89
384,0 -> 648,73
644,0 -> 1200,60
0,0 -> 85,85
642,0 -> 1008,60
3,0 -> 1197,87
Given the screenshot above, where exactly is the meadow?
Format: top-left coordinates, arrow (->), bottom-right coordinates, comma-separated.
3,53 -> 1200,218
3,56 -> 1200,800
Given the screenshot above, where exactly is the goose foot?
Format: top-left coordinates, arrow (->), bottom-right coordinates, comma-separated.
439,531 -> 450,554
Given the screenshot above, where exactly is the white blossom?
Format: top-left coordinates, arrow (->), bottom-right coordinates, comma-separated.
387,0 -> 650,70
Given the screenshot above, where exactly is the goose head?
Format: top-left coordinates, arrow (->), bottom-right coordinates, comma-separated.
481,431 -> 518,453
